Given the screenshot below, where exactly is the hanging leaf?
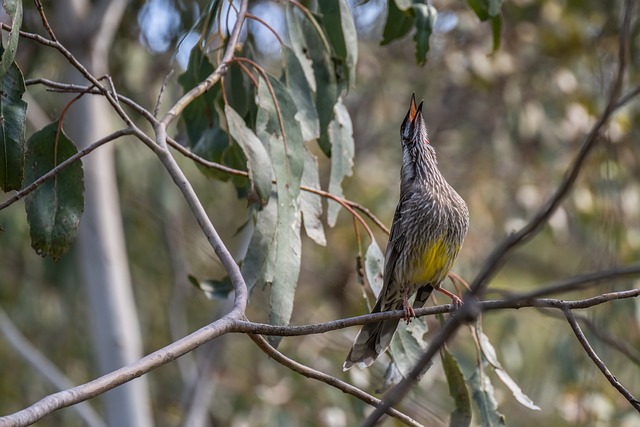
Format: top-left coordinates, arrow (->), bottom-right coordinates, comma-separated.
298,9 -> 339,156
0,0 -> 23,79
413,4 -> 437,65
467,0 -> 504,52
177,46 -> 218,147
188,274 -> 234,300
468,364 -> 507,427
24,122 -> 84,261
389,318 -> 430,378
285,4 -> 317,92
382,0 -> 415,45
476,329 -> 541,411
255,76 -> 304,343
318,0 -> 358,89
283,45 -> 320,142
0,45 -> 27,192
364,240 -> 384,297
300,150 -> 326,246
440,346 -> 472,427
327,97 -> 354,226
241,199 -> 278,293
224,105 -> 272,206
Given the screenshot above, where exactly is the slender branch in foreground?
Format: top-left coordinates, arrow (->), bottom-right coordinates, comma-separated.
0,317 -> 236,427
0,308 -> 106,427
247,334 -> 423,427
0,128 -> 134,211
364,1 -> 636,422
563,308 -> 640,412
0,286 -> 636,426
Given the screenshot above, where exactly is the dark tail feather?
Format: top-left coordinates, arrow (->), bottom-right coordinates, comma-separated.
343,299 -> 401,370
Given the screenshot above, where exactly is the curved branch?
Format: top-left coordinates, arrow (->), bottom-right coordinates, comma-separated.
563,308 -> 640,412
248,334 -> 423,427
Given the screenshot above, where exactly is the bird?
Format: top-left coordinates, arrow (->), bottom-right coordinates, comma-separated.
343,94 -> 469,370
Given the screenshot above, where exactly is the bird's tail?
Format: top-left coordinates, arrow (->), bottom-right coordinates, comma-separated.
343,298 -> 401,370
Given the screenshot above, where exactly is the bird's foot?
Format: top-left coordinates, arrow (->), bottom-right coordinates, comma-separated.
403,304 -> 416,324
437,287 -> 464,310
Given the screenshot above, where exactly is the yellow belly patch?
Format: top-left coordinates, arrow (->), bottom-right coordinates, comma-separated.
409,237 -> 451,284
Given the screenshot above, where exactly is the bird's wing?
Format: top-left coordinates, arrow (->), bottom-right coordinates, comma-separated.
378,191 -> 411,310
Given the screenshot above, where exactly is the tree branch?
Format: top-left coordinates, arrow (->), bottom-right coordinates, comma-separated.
563,307 -> 640,412
0,128 -> 134,211
248,334 -> 423,427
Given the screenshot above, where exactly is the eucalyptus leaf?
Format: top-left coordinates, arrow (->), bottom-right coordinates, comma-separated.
468,365 -> 507,427
364,240 -> 384,297
0,0 -> 23,79
413,4 -> 437,65
241,199 -> 277,293
285,4 -> 317,92
389,318 -> 430,378
224,105 -> 272,206
24,122 -> 84,261
327,97 -> 354,226
283,45 -> 320,142
440,346 -> 472,427
477,330 -> 541,411
382,0 -> 415,46
0,44 -> 27,192
300,150 -> 326,246
188,274 -> 234,300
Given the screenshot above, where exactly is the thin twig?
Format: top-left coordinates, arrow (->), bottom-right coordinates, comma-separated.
154,70 -> 174,118
248,334 -> 423,427
0,128 -> 134,211
563,307 -> 640,412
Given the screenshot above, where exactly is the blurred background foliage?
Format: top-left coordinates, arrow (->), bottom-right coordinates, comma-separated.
1,0 -> 640,426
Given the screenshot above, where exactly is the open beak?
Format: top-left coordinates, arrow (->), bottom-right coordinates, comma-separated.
401,93 -> 424,139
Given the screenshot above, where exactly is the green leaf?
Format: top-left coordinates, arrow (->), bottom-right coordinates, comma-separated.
285,4 -> 317,92
241,199 -> 278,293
491,15 -> 502,52
440,347 -> 472,427
255,76 -> 304,342
382,0 -> 415,46
476,329 -> 541,411
283,45 -> 320,142
327,97 -> 354,226
188,274 -> 234,300
364,240 -> 384,297
299,10 -> 340,156
224,105 -> 272,206
24,122 -> 84,261
389,318 -> 430,378
300,150 -> 326,246
177,46 -> 218,147
468,364 -> 507,427
413,4 -> 437,66
0,0 -> 23,79
0,45 -> 27,192
318,0 -> 357,88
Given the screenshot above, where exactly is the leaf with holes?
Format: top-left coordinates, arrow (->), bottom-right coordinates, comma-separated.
0,44 -> 27,192
318,0 -> 357,89
283,45 -> 320,142
327,97 -> 354,226
24,122 -> 84,261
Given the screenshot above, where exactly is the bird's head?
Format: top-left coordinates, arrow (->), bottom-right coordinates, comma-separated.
401,93 -> 428,147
